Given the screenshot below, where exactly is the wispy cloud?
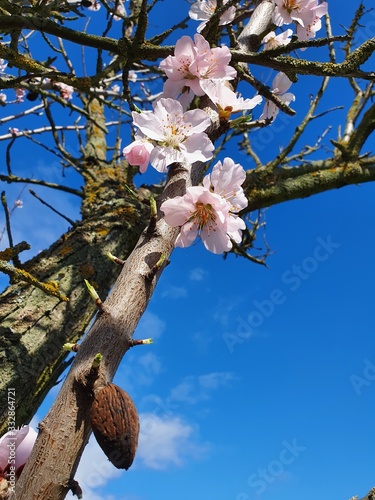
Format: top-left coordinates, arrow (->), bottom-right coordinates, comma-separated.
134,310 -> 165,339
191,331 -> 213,353
160,285 -> 188,299
198,372 -> 236,390
189,267 -> 207,282
138,352 -> 162,374
137,413 -> 208,469
141,371 -> 237,411
116,351 -> 164,391
168,372 -> 237,405
213,296 -> 243,327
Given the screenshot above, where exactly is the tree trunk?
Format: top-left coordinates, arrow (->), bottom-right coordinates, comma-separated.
12,161 -> 193,499
0,97 -> 150,434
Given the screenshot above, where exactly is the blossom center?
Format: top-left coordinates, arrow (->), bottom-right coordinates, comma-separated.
204,0 -> 216,15
161,113 -> 192,148
283,0 -> 301,13
189,202 -> 217,232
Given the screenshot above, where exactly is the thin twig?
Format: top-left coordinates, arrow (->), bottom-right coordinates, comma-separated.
0,174 -> 83,197
29,189 -> 76,227
1,191 -> 21,267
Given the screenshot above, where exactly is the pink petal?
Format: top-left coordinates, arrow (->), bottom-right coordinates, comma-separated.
15,426 -> 37,473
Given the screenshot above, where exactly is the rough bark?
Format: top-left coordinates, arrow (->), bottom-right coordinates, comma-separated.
0,196 -> 149,435
0,96 -> 150,435
12,160 -> 193,499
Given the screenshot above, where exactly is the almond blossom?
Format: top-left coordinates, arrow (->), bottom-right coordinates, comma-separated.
113,0 -> 127,20
260,72 -> 295,121
123,98 -> 214,173
203,157 -> 248,214
200,80 -> 262,120
15,88 -> 26,103
54,82 -> 74,101
123,135 -> 154,173
262,29 -> 294,50
0,426 -> 37,480
159,34 -> 236,103
272,0 -> 327,40
296,1 -> 328,40
189,0 -> 236,33
161,158 -> 247,254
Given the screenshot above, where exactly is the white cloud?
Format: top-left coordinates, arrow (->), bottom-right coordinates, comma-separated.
115,350 -> 164,391
213,297 -> 242,327
134,310 -> 165,339
137,413 -> 208,469
160,285 -> 187,299
138,352 -> 162,375
198,372 -> 236,390
66,437 -> 122,500
191,331 -> 213,353
142,371 -> 237,410
170,372 -> 236,405
169,381 -> 197,404
189,267 -> 207,282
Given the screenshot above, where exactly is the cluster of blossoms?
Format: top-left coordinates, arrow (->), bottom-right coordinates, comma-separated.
161,158 -> 248,254
123,97 -> 214,173
122,0 -> 327,254
123,32 -> 262,253
0,60 -> 74,104
189,0 -> 327,43
258,1 -> 327,119
272,0 -> 328,41
123,33 -> 262,171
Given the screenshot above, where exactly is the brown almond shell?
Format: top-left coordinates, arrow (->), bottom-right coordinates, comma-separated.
90,383 -> 140,470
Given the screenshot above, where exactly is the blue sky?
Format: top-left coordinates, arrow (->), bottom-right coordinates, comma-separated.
1,1 -> 375,499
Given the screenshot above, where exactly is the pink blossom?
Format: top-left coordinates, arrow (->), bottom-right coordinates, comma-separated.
127,98 -> 214,172
273,0 -> 311,27
272,0 -> 327,40
113,0 -> 126,20
9,127 -> 19,136
189,0 -> 236,33
200,80 -> 262,120
0,59 -> 7,73
159,34 -> 236,102
160,157 -> 247,254
55,82 -> 74,101
0,93 -> 6,103
0,426 -> 37,479
203,157 -> 248,214
262,29 -> 294,50
260,72 -> 295,121
15,88 -> 26,103
123,136 -> 154,173
296,2 -> 328,40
